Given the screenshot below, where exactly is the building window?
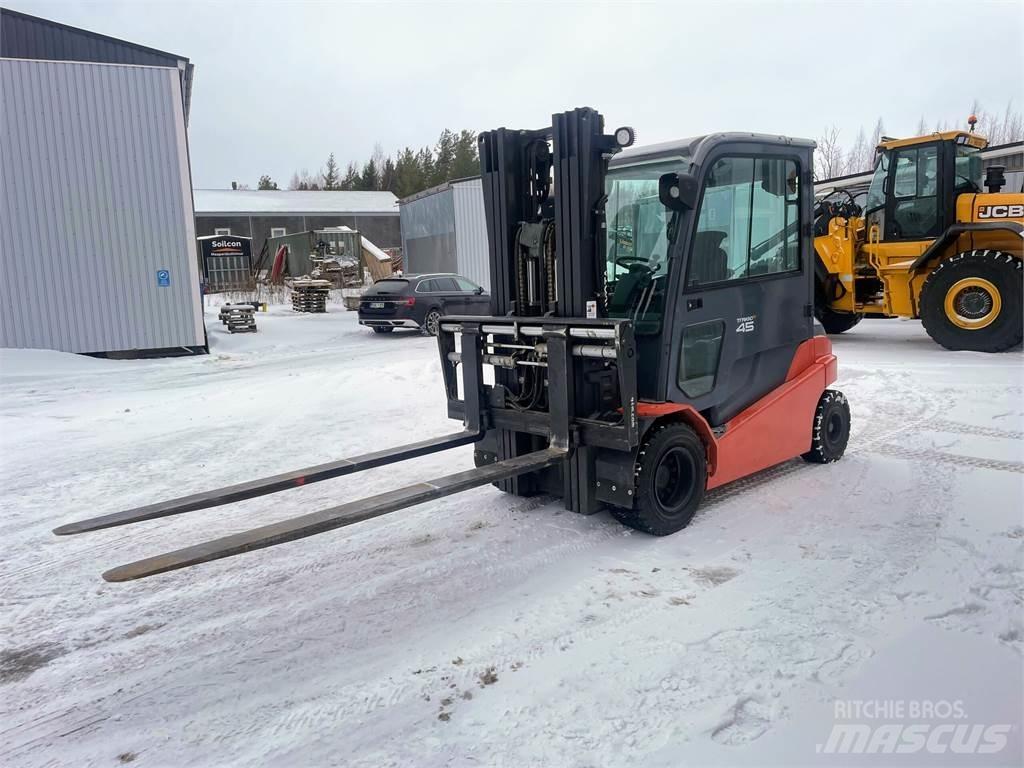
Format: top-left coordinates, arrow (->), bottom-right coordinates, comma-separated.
214,228 -> 231,236
270,227 -> 287,238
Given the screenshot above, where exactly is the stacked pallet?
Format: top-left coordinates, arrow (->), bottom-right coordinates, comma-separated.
219,304 -> 257,333
291,279 -> 331,313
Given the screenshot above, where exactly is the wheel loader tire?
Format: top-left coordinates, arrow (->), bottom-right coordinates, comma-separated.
815,306 -> 864,334
802,389 -> 850,464
920,250 -> 1023,352
612,422 -> 706,536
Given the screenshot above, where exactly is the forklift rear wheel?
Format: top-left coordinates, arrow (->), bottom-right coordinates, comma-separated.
424,309 -> 442,336
614,422 -> 706,536
372,326 -> 394,334
920,250 -> 1022,352
815,305 -> 864,335
802,389 -> 850,464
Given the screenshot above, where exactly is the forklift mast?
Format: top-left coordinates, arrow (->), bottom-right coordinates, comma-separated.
475,108 -> 630,510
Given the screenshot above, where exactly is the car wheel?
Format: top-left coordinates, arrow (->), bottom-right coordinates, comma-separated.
424,309 -> 442,336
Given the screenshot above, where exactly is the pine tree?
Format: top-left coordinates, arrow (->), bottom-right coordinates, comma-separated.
340,162 -> 360,190
323,153 -> 341,190
451,130 -> 479,179
257,175 -> 278,190
359,158 -> 379,191
416,146 -> 435,189
381,157 -> 397,194
432,129 -> 456,186
393,147 -> 422,198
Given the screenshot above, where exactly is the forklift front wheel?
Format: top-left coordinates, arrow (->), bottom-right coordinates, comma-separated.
614,423 -> 706,536
802,389 -> 850,464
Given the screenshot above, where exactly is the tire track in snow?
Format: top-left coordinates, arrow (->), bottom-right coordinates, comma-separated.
873,443 -> 1024,474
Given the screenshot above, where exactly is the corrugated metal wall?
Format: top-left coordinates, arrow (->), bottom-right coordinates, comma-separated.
0,59 -> 204,354
451,178 -> 489,290
399,189 -> 457,275
0,8 -> 193,121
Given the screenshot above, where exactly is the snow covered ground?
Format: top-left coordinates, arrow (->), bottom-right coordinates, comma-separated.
1,308 -> 1021,767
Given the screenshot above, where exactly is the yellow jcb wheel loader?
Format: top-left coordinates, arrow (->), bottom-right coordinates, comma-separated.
814,124 -> 1023,352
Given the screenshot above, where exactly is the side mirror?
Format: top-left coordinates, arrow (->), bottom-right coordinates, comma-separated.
659,172 -> 698,211
760,159 -> 788,197
474,286 -> 484,295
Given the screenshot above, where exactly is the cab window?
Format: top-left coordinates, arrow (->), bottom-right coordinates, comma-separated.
687,156 -> 801,288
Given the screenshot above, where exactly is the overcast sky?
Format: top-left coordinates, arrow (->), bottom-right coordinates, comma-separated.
7,0 -> 1023,188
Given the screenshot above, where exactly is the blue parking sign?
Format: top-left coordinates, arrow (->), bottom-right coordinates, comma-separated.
157,269 -> 170,287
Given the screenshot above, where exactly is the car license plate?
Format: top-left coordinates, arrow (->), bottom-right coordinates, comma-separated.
370,302 -> 385,309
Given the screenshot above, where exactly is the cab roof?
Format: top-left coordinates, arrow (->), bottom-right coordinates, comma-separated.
877,130 -> 987,151
610,133 -> 816,168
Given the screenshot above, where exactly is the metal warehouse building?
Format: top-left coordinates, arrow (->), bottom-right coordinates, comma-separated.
193,190 -> 400,261
399,177 -> 489,289
0,9 -> 204,355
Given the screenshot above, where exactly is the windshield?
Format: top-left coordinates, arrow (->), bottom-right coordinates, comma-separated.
865,150 -> 889,213
605,160 -> 681,277
604,159 -> 684,332
955,145 -> 983,193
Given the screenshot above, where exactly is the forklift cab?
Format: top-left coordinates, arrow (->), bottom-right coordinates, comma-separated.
862,131 -> 985,242
606,134 -> 816,427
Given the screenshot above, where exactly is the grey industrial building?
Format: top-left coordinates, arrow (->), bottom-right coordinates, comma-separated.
398,177 -> 489,289
1,8 -> 204,355
193,190 -> 400,260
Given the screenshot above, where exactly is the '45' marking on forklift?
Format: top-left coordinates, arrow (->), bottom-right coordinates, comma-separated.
736,316 -> 756,333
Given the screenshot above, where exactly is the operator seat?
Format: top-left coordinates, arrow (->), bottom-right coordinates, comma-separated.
690,231 -> 729,285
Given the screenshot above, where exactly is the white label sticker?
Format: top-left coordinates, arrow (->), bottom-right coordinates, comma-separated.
586,300 -> 598,319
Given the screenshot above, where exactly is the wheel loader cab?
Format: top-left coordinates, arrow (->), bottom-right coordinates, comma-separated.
606,135 -> 816,427
863,131 -> 986,242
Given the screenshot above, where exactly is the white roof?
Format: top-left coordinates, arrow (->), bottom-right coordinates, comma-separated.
193,189 -> 398,215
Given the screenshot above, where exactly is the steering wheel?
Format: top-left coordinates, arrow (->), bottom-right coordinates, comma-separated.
615,256 -> 653,271
956,173 -> 979,191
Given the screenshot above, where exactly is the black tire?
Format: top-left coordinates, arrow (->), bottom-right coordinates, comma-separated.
423,309 -> 442,336
919,250 -> 1022,352
802,389 -> 850,464
815,305 -> 864,335
372,326 -> 394,334
612,422 -> 706,536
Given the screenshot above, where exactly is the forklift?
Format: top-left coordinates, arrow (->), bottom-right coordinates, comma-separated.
56,108 -> 850,581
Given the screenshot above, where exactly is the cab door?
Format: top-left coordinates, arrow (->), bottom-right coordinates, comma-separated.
883,143 -> 943,241
667,154 -> 812,426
